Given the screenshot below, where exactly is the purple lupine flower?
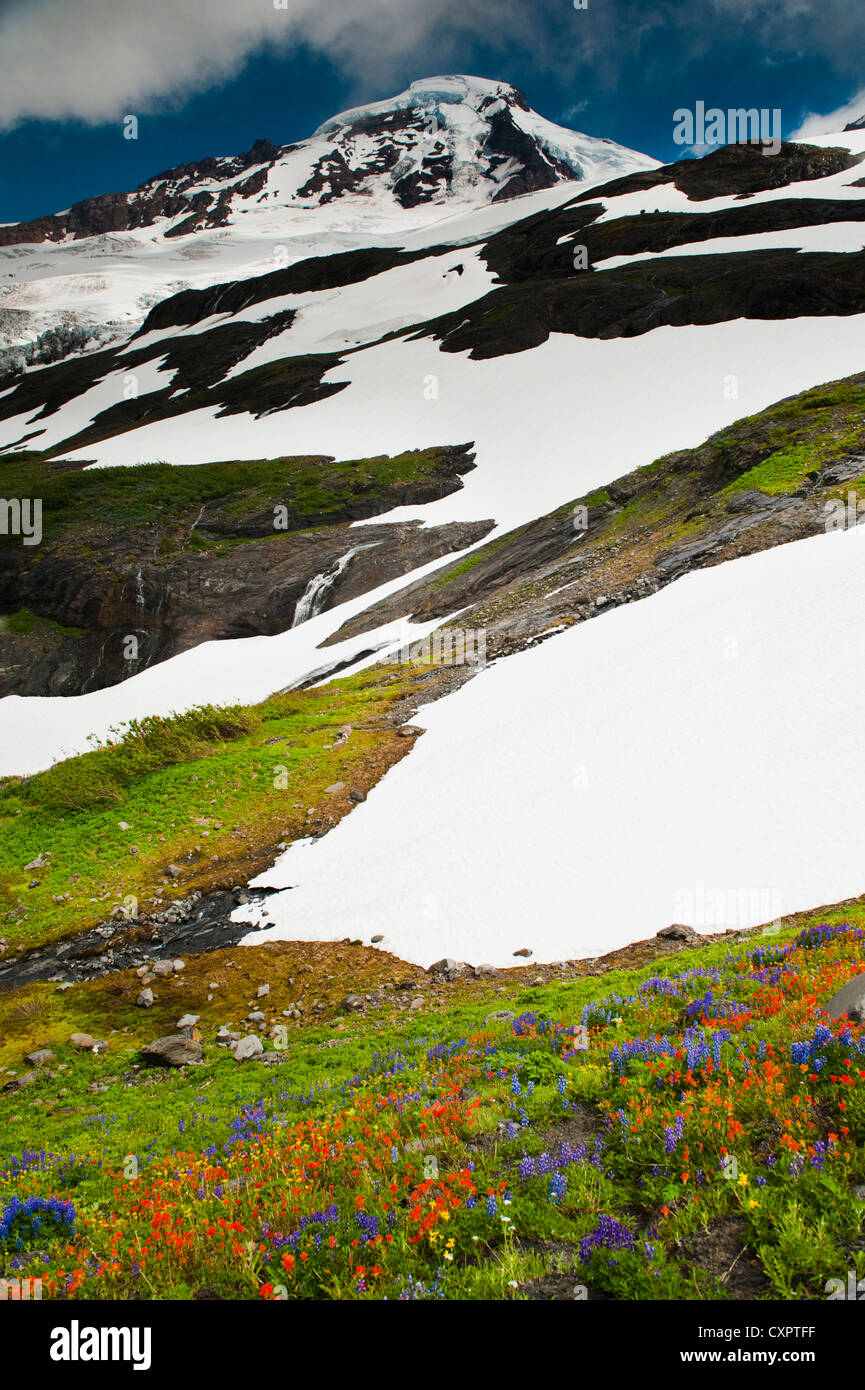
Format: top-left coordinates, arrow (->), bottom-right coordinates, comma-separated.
548,1173 -> 567,1205
579,1215 -> 636,1263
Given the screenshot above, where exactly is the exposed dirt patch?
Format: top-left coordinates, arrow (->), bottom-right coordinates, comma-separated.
533,1105 -> 603,1152
678,1216 -> 770,1299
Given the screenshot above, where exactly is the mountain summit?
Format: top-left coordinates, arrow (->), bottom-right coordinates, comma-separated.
0,75 -> 655,249
303,75 -> 655,209
0,75 -> 657,364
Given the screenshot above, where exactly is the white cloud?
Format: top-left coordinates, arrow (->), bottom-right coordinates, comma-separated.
0,0 -> 513,130
1,0 -> 864,135
562,99 -> 590,122
791,90 -> 865,138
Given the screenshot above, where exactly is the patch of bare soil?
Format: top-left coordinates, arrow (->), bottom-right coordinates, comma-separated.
678,1216 -> 770,1299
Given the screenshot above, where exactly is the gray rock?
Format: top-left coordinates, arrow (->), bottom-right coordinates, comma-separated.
25,1049 -> 55,1066
176,1014 -> 200,1029
342,994 -> 365,1011
136,989 -> 155,1008
410,997 -> 425,1010
165,864 -> 182,880
656,923 -> 698,942
429,957 -> 460,976
256,984 -> 270,998
370,934 -> 383,943
826,972 -> 865,1025
247,1010 -> 266,1023
324,782 -> 345,794
233,1035 -> 265,1062
486,1010 -> 516,1023
141,1035 -> 203,1068
173,959 -> 185,972
397,725 -> 422,738
151,960 -> 174,978
2,1070 -> 39,1094
349,789 -> 366,803
69,1032 -> 97,1050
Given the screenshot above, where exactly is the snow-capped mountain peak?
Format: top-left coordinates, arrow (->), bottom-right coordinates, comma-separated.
0,75 -> 657,367
303,74 -> 653,209
1,74 -> 654,251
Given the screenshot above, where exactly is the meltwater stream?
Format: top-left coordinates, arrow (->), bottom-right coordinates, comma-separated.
291,544 -> 380,627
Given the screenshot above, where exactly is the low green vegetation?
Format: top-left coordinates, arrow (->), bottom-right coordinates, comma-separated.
0,665 -> 421,952
430,535 -> 513,588
0,908 -> 863,1300
0,446 -> 469,547
0,608 -> 84,639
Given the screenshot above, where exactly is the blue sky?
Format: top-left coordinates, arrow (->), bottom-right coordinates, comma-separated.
1,0 -> 863,224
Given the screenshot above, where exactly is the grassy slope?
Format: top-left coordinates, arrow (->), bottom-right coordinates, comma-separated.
0,665 -> 428,953
0,906 -> 863,1300
418,370 -> 865,626
0,446 -> 467,553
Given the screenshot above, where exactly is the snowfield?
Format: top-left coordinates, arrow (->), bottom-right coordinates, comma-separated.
0,547 -> 471,776
63,315 -> 865,536
236,521 -> 865,967
4,311 -> 865,776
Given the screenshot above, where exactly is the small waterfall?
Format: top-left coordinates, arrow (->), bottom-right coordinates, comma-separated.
292,544 -> 378,628
185,504 -> 207,548
135,566 -> 145,617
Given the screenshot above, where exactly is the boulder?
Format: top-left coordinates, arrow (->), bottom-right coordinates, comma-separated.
151,961 -> 174,978
513,948 -> 532,958
656,923 -> 698,943
370,934 -> 383,943
342,994 -> 365,1012
25,1049 -> 54,1066
141,1035 -> 203,1068
826,972 -> 865,1025
2,1070 -> 39,1094
429,957 -> 460,976
233,1035 -> 265,1062
136,989 -> 155,1008
256,984 -> 270,998
176,1014 -> 200,1029
69,1032 -> 97,1050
